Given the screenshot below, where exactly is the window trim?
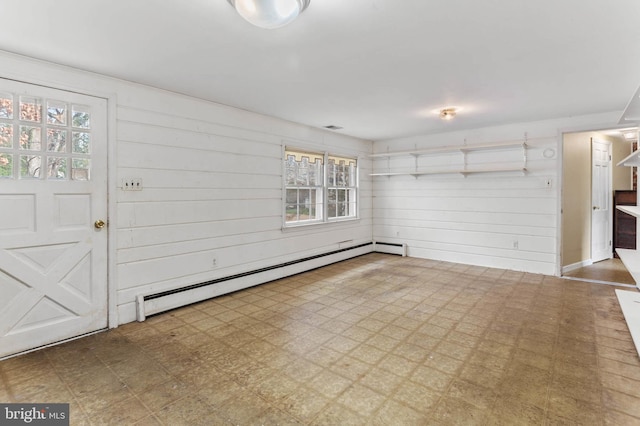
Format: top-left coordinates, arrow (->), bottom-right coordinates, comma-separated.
283,145 -> 360,229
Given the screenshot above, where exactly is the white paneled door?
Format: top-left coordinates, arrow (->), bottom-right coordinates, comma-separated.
591,138 -> 612,264
0,79 -> 108,358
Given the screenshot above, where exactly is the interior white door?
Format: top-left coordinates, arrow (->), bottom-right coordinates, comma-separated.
591,138 -> 612,263
0,79 -> 108,358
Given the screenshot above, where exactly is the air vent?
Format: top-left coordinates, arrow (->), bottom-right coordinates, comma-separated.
323,125 -> 343,130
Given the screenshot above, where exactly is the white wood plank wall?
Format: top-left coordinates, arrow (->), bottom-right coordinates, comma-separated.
0,51 -> 373,325
115,100 -> 373,320
372,115 -> 620,276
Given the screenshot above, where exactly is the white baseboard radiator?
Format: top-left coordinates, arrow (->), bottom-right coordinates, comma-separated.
374,241 -> 407,256
136,242 -> 376,321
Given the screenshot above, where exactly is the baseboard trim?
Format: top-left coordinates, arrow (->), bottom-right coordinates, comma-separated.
561,259 -> 592,274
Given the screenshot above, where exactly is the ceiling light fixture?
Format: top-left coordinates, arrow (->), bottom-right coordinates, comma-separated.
227,0 -> 311,29
439,108 -> 457,120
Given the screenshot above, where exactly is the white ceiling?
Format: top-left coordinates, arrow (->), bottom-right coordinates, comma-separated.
1,0 -> 639,141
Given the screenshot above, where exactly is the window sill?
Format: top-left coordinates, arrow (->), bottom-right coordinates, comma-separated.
282,217 -> 360,232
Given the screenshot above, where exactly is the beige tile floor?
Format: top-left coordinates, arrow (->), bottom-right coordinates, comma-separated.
2,253 -> 640,425
563,258 -> 636,286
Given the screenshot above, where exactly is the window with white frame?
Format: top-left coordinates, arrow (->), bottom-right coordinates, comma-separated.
327,155 -> 357,219
284,148 -> 358,225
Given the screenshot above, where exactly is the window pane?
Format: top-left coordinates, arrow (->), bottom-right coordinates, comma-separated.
285,188 -> 299,222
308,205 -> 316,220
19,126 -> 41,151
71,158 -> 90,181
285,150 -> 323,186
20,96 -> 42,123
285,157 -> 297,185
47,129 -> 67,152
20,155 -> 41,178
348,163 -> 357,186
0,93 -> 13,119
0,153 -> 12,178
47,100 -> 67,126
72,132 -> 91,154
338,202 -> 349,217
328,202 -> 337,218
327,161 -> 336,186
0,122 -> 13,148
286,188 -> 298,205
72,105 -> 90,129
47,157 -> 68,179
309,159 -> 322,186
306,189 -> 320,220
298,158 -> 309,185
299,189 -> 310,220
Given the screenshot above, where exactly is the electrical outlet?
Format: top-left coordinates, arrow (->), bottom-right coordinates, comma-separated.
122,178 -> 143,191
513,240 -> 519,249
212,257 -> 218,268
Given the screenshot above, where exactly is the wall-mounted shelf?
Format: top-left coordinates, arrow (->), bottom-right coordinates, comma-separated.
371,166 -> 527,178
617,149 -> 640,167
370,138 -> 528,178
370,141 -> 526,158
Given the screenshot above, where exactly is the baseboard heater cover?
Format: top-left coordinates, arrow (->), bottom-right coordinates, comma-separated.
374,241 -> 407,256
136,243 -> 374,321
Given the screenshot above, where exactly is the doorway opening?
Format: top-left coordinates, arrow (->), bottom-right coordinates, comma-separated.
561,127 -> 638,286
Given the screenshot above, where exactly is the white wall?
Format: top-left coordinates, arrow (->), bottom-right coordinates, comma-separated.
372,113 -> 622,275
0,51 -> 373,325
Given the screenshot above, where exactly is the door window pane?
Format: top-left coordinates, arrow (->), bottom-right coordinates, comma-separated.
72,132 -> 90,154
0,123 -> 13,148
20,96 -> 42,122
20,155 -> 41,178
0,93 -> 13,119
72,158 -> 90,181
19,126 -> 42,151
47,157 -> 68,179
47,100 -> 67,126
72,105 -> 90,129
0,153 -> 12,178
47,129 -> 67,152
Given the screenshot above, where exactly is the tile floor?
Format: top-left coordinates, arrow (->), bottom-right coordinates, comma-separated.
563,258 -> 635,286
1,253 -> 640,425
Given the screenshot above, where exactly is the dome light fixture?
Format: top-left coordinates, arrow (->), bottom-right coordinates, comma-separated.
439,108 -> 457,120
227,0 -> 311,29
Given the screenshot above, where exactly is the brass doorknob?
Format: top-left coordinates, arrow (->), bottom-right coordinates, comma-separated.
94,219 -> 106,229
